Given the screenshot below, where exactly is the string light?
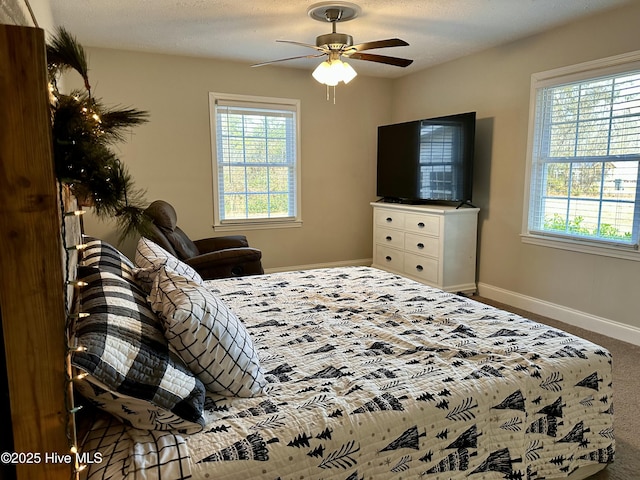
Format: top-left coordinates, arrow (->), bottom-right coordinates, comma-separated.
59,172 -> 91,480
68,345 -> 87,352
70,444 -> 88,477
60,183 -> 79,479
64,210 -> 86,217
65,243 -> 88,251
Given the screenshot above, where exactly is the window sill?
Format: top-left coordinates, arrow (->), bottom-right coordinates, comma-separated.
521,233 -> 640,262
213,220 -> 303,232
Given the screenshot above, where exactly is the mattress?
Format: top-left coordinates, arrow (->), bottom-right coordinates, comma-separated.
83,266 -> 614,479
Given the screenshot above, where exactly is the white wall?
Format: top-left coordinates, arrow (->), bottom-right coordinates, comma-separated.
392,2 -> 640,337
72,49 -> 393,269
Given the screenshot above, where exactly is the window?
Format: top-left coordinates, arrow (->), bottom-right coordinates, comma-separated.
523,52 -> 640,258
419,120 -> 465,199
209,93 -> 301,229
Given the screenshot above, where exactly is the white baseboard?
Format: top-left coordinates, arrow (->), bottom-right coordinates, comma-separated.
477,282 -> 640,346
264,258 -> 373,274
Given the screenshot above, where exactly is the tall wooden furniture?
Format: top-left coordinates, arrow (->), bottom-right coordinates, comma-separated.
0,25 -> 71,480
371,202 -> 479,293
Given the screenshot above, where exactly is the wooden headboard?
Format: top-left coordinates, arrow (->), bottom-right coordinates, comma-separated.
0,24 -> 81,480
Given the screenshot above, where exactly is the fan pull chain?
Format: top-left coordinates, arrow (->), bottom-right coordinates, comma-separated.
325,85 -> 337,104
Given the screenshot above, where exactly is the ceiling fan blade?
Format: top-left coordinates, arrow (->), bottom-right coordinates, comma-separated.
348,52 -> 413,67
350,38 -> 409,52
251,53 -> 326,68
276,40 -> 326,52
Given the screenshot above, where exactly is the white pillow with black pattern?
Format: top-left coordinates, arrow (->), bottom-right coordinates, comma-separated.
81,414 -> 192,480
81,236 -> 137,283
72,269 -> 206,433
74,374 -> 203,434
134,236 -> 204,292
149,267 -> 267,397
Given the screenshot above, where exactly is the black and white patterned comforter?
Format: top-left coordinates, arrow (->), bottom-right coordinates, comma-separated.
87,266 -> 615,480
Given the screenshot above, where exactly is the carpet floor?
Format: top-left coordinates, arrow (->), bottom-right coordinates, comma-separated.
473,296 -> 640,480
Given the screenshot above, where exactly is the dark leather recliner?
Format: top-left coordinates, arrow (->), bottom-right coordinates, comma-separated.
143,200 -> 263,280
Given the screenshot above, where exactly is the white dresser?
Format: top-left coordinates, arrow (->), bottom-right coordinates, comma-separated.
371,202 -> 479,293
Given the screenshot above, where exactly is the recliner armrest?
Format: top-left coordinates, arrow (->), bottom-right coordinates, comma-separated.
193,235 -> 249,253
185,247 -> 263,280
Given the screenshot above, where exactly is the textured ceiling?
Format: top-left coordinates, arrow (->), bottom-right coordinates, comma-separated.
49,0 -> 632,78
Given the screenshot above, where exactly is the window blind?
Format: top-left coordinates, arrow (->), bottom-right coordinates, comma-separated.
214,101 -> 298,222
528,69 -> 640,248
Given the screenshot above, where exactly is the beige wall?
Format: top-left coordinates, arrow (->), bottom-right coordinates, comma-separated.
1,0 -> 53,30
392,2 -> 640,329
76,49 -> 393,268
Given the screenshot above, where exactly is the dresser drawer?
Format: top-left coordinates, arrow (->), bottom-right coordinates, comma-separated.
371,202 -> 478,293
374,244 -> 404,272
404,212 -> 440,236
375,227 -> 404,249
404,253 -> 439,284
405,233 -> 439,257
374,208 -> 405,229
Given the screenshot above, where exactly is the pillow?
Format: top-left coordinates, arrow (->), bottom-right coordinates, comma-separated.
134,236 -> 204,292
149,267 -> 266,397
74,375 -> 203,434
81,236 -> 136,283
72,269 -> 206,433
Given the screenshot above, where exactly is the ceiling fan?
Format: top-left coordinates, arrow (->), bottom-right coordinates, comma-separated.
252,2 -> 413,88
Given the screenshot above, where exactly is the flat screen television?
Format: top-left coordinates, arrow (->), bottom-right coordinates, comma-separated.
376,111 -> 476,205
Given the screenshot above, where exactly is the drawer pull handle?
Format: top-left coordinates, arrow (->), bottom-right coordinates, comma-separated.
386,236 -> 392,241
385,256 -> 392,262
416,265 -> 424,272
417,222 -> 425,228
386,217 -> 393,223
417,242 -> 424,249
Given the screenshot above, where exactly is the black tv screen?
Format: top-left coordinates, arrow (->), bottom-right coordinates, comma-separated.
376,112 -> 476,204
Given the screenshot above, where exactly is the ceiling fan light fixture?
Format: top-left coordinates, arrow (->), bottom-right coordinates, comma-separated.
341,61 -> 357,84
254,2 -> 411,102
312,60 -> 332,85
312,59 -> 357,86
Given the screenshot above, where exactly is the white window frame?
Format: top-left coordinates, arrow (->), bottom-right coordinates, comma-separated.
209,92 -> 302,231
522,51 -> 640,261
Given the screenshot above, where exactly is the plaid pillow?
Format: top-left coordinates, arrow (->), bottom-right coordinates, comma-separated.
72,269 -> 206,433
149,267 -> 266,397
81,236 -> 136,283
134,237 -> 204,292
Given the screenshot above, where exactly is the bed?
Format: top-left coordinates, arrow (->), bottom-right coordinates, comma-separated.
73,237 -> 615,480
